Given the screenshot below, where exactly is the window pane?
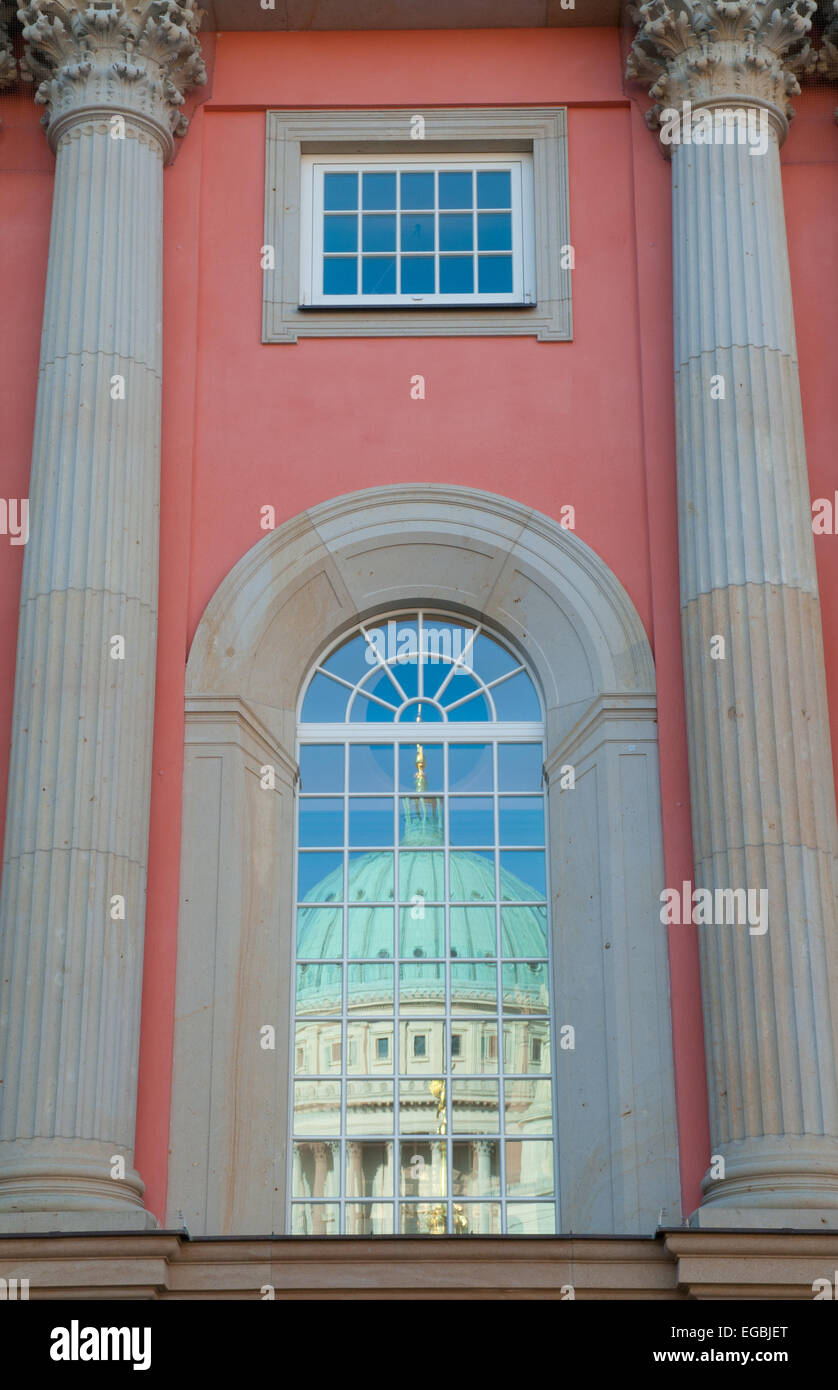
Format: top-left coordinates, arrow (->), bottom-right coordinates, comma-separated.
507,1203 -> 556,1234
449,849 -> 495,903
322,631 -> 376,683
453,1139 -> 500,1195
347,1022 -> 394,1075
401,171 -> 435,208
401,257 -> 435,295
499,796 -> 544,846
362,171 -> 396,208
296,963 -> 342,1017
450,1019 -> 498,1074
439,257 -> 474,295
400,962 -> 446,1013
501,904 -> 548,957
293,1081 -> 341,1135
297,906 -> 342,960
344,1089 -> 394,1134
449,796 -> 494,846
362,214 -> 396,252
298,851 -> 342,901
439,213 -> 473,251
346,1203 -> 394,1234
449,743 -> 493,792
299,744 -> 344,793
439,171 -> 472,208
324,214 -> 357,252
400,904 -> 445,958
347,905 -> 394,958
399,1020 -> 445,1073
478,255 -> 513,294
500,851 -> 546,900
502,961 -> 549,1014
323,257 -> 357,296
503,1021 -> 551,1074
497,743 -> 543,791
450,905 -> 496,958
399,850 -> 444,901
299,798 -> 343,848
348,962 -> 394,1009
492,670 -> 541,720
349,743 -> 394,792
399,1079 -> 442,1134
324,172 -> 358,210
454,1202 -> 502,1234
399,1141 -> 447,1196
301,670 -> 349,721
477,170 -> 511,208
345,1140 -> 394,1194
292,1203 -> 339,1235
452,961 -> 497,1010
292,1140 -> 340,1196
504,1079 -> 553,1134
400,213 -> 434,252
348,797 -> 394,847
348,850 -> 393,901
451,1080 -> 499,1133
362,257 -> 396,294
505,1140 -> 554,1197
399,742 -> 443,793
477,213 -> 512,251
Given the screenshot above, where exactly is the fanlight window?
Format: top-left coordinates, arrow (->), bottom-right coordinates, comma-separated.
291,612 -> 556,1236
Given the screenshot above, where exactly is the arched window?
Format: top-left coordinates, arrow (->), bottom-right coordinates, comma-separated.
291,611 -> 556,1236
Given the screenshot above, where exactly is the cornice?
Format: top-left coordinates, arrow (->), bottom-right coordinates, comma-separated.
17,0 -> 206,159
626,0 -> 817,138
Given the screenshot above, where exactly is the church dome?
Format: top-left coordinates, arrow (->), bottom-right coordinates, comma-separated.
297,789 -> 548,1014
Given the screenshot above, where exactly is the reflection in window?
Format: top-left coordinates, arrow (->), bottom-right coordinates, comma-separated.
291,612 -> 555,1235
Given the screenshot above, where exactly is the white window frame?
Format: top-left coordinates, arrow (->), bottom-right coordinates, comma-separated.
300,152 -> 535,308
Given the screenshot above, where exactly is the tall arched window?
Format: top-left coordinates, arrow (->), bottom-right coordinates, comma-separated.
291,611 -> 556,1236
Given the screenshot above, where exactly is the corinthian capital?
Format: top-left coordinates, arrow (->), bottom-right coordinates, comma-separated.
17,0 -> 206,158
820,1 -> 838,78
0,5 -> 18,88
627,0 -> 816,135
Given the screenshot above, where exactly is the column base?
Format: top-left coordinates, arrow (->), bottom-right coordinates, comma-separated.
0,1139 -> 156,1233
689,1206 -> 838,1230
0,1209 -> 159,1233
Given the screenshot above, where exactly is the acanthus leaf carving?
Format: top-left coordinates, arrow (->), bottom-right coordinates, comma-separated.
626,0 -> 817,135
17,0 -> 206,156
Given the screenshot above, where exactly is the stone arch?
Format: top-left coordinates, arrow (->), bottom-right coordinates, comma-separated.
168,485 -> 680,1235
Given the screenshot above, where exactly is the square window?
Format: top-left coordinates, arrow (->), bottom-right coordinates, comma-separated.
297,148 -> 537,310
266,108 -> 571,338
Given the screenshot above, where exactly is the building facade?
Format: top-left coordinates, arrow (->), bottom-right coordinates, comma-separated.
0,0 -> 837,1297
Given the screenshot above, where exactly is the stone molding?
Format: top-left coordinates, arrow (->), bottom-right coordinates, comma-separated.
626,0 -> 817,138
17,0 -> 206,159
0,1230 -> 837,1297
170,485 -> 680,1238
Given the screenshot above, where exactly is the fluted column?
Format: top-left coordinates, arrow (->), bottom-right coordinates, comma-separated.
629,0 -> 838,1225
0,0 -> 204,1229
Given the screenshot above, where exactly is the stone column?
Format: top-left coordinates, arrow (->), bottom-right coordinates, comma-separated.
628,0 -> 838,1225
0,0 -> 204,1230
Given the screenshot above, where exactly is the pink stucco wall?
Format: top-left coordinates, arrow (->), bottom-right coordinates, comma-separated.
1,27 -> 836,1229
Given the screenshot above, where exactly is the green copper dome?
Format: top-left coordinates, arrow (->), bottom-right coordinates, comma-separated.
297,790 -> 549,1014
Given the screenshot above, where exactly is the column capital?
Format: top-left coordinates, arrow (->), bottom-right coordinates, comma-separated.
0,4 -> 18,89
626,0 -> 816,141
17,0 -> 206,160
